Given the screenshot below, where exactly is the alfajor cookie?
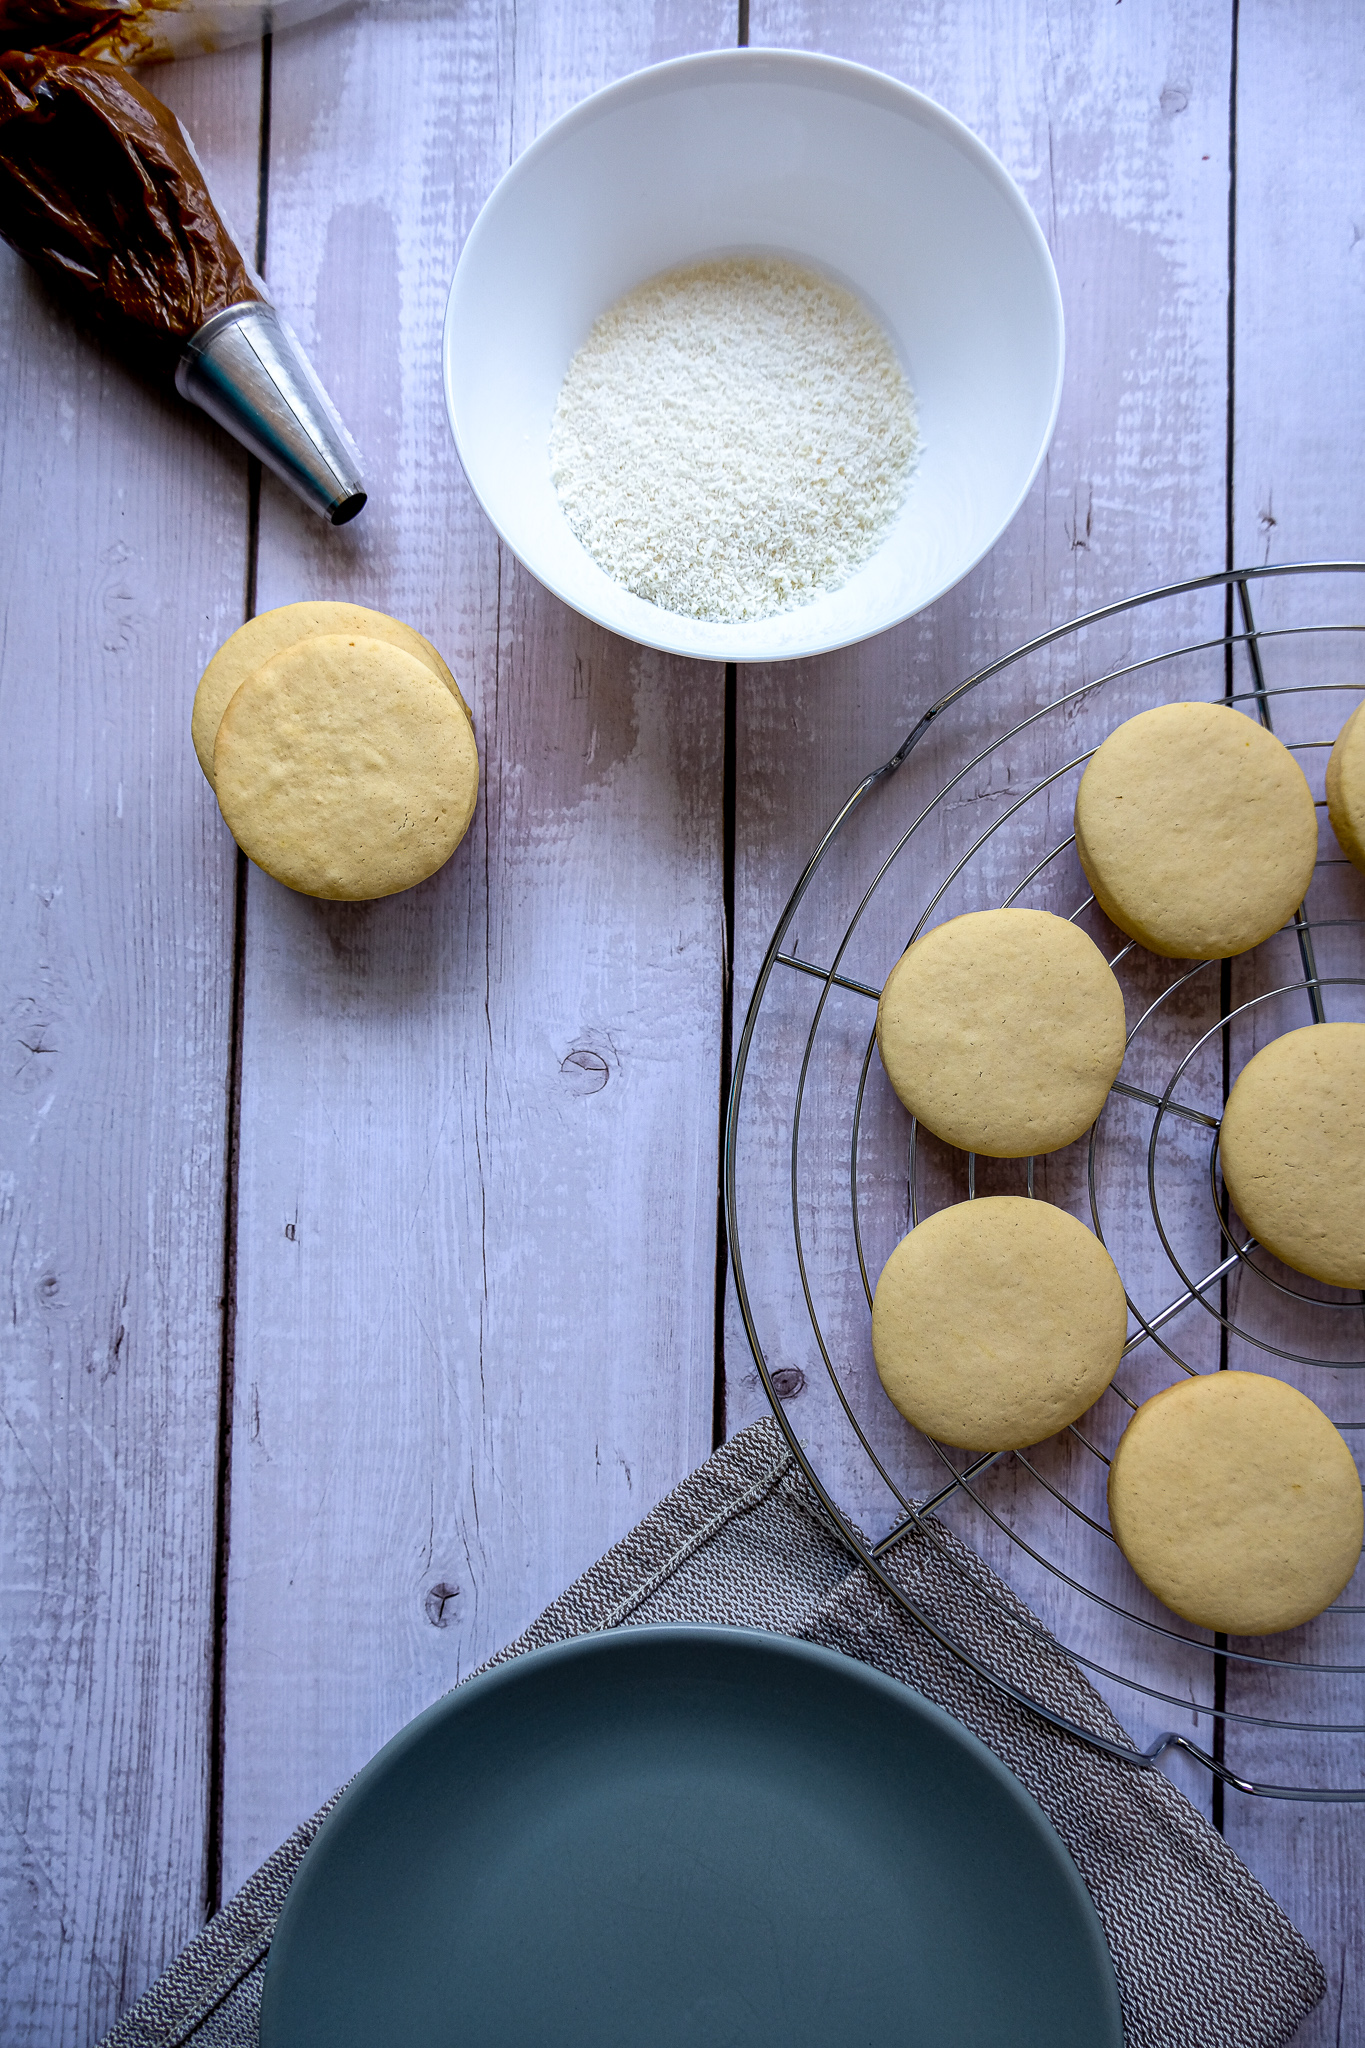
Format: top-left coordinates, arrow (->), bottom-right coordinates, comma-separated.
1218,1022 -> 1365,1288
1107,1371 -> 1363,1635
192,601 -> 471,788
1326,699 -> 1365,874
876,908 -> 1127,1157
213,633 -> 479,900
871,1196 -> 1128,1452
1073,701 -> 1318,959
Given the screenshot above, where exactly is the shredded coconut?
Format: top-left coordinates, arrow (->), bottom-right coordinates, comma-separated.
549,257 -> 919,624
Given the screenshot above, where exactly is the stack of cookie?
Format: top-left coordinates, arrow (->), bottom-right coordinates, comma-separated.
194,602 -> 479,901
871,697 -> 1364,1638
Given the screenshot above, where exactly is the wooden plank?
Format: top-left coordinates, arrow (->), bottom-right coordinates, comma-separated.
0,45 -> 262,2047
1219,6 -> 1365,2039
729,0 -> 1234,1824
217,0 -> 733,1895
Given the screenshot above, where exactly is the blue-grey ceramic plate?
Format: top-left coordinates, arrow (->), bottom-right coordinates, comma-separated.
260,1625 -> 1123,2047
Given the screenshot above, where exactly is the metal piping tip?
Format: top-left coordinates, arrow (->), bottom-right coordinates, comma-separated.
176,302 -> 367,525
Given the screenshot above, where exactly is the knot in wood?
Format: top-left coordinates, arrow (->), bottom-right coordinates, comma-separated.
559,1047 -> 610,1095
424,1581 -> 460,1628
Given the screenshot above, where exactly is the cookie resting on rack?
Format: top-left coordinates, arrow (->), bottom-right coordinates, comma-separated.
1326,698 -> 1365,874
1218,1021 -> 1365,1289
1107,1372 -> 1363,1636
870,1196 -> 1127,1453
1073,701 -> 1318,960
876,907 -> 1127,1157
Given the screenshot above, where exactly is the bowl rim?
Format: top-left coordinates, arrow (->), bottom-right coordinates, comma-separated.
442,45 -> 1066,665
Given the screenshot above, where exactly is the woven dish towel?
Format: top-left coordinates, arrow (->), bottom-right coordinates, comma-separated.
101,1415 -> 1325,2048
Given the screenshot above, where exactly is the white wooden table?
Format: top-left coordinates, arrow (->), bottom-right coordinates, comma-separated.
2,3 -> 1361,2041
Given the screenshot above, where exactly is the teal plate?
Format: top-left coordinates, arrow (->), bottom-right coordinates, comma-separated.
260,1626 -> 1123,2048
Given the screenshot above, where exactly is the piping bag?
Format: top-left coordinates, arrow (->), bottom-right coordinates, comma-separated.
0,43 -> 365,523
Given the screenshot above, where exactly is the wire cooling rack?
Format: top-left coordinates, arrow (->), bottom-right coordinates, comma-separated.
725,563 -> 1365,1800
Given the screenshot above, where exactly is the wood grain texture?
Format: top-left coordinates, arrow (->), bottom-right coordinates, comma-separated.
217,0 -> 733,1894
1233,1 -> 1365,577
730,0 -> 1233,1815
1218,7 -> 1365,2039
0,46 -> 262,2047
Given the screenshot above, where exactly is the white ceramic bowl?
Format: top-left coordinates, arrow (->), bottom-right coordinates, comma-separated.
443,49 -> 1064,664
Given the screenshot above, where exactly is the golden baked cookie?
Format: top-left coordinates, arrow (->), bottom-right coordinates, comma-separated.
1218,1022 -> 1365,1287
871,1196 -> 1127,1451
213,634 -> 479,900
1073,701 -> 1318,959
1326,699 -> 1365,874
1108,1371 -> 1363,1635
192,601 -> 470,788
876,908 -> 1127,1157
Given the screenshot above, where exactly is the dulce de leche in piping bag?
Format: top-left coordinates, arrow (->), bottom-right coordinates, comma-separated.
0,15 -> 365,523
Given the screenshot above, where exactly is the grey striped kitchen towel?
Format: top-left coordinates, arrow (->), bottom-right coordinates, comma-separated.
100,1414 -> 1324,2048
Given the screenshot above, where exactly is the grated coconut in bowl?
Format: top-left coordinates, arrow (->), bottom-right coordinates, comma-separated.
549,257 -> 920,625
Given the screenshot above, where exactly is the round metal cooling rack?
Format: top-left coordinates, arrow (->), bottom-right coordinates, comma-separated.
726,563 -> 1365,1800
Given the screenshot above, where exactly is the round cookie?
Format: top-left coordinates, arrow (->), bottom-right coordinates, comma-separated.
876,908 -> 1127,1157
1107,1371 -> 1363,1635
1073,701 -> 1318,959
192,601 -> 470,788
871,1196 -> 1128,1452
1326,698 -> 1365,874
213,634 -> 479,900
1218,1022 -> 1365,1287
